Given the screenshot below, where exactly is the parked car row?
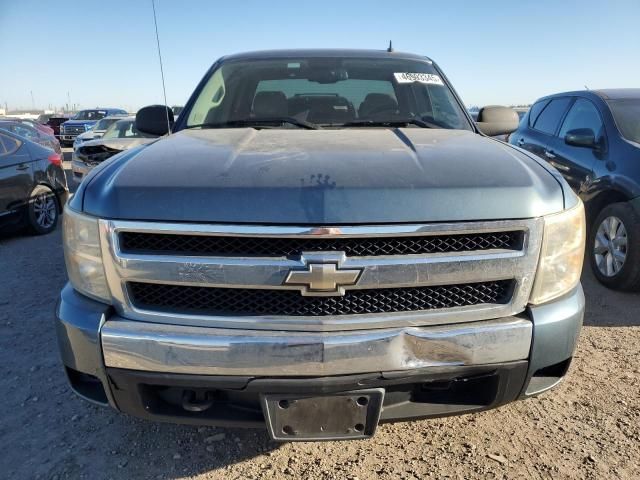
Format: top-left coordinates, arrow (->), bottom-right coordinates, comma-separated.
4,84 -> 639,296
59,108 -> 128,146
71,116 -> 157,183
72,115 -> 127,148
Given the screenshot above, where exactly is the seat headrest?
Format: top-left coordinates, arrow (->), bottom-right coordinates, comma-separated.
252,91 -> 288,118
359,93 -> 399,118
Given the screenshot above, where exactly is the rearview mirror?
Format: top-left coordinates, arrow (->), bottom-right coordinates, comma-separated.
475,106 -> 520,136
565,128 -> 596,149
135,105 -> 174,136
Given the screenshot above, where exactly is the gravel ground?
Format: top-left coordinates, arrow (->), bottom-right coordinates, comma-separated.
0,161 -> 638,479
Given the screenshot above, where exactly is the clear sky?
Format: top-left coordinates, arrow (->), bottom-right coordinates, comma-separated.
1,0 -> 639,111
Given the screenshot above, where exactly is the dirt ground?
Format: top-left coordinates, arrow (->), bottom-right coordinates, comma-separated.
0,160 -> 638,479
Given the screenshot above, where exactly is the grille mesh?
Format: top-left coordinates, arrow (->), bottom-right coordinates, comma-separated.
128,280 -> 513,317
119,231 -> 523,257
63,125 -> 85,135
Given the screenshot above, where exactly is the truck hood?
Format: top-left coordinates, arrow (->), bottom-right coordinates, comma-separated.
80,128 -> 564,223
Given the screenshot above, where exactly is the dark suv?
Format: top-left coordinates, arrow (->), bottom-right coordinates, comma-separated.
510,89 -> 640,291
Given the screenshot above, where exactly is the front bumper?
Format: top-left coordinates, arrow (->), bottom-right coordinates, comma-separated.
71,158 -> 91,183
55,283 -> 584,427
101,317 -> 532,376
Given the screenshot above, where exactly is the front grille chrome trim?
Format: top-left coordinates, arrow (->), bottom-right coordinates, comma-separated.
99,219 -> 543,332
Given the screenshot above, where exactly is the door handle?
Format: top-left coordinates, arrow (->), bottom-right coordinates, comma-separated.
16,164 -> 29,171
544,150 -> 556,159
517,138 -> 525,147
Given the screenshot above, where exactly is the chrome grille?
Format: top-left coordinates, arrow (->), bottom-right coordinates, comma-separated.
128,280 -> 514,317
63,125 -> 85,135
99,219 -> 543,331
119,231 -> 524,257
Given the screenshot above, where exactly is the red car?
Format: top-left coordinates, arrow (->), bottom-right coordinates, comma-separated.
45,116 -> 71,140
0,120 -> 61,153
1,117 -> 55,137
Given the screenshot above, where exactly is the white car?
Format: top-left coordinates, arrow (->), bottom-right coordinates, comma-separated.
71,115 -> 127,149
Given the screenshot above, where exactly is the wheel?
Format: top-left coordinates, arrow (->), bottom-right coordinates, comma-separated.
26,185 -> 59,235
589,202 -> 640,291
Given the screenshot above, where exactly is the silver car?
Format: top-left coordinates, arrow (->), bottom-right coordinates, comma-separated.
72,115 -> 127,149
71,117 -> 156,183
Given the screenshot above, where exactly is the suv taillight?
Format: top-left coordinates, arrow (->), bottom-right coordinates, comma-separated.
48,153 -> 62,166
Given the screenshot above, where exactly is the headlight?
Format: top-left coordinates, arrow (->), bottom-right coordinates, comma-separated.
530,201 -> 585,305
63,208 -> 111,303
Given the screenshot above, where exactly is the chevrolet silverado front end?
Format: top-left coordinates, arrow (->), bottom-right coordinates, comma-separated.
55,49 -> 585,441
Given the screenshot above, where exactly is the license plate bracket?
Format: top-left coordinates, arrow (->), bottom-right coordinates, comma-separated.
261,389 -> 384,441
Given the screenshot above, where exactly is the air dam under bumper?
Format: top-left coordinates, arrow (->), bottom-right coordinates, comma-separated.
55,283 -> 584,429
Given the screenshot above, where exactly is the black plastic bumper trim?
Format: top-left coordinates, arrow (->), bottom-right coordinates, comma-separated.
106,362 -> 529,429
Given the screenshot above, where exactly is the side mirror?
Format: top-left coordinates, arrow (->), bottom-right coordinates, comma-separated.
135,105 -> 174,136
475,106 -> 520,136
565,128 -> 596,149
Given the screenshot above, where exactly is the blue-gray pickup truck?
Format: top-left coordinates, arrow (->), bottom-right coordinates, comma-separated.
56,49 -> 585,441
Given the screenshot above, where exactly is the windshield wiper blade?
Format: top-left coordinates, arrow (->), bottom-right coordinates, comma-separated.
336,118 -> 436,129
186,117 -> 321,130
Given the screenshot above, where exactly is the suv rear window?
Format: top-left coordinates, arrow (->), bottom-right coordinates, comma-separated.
607,98 -> 640,144
532,97 -> 572,135
527,100 -> 548,127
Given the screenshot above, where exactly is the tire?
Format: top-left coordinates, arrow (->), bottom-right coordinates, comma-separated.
589,202 -> 640,291
26,185 -> 59,235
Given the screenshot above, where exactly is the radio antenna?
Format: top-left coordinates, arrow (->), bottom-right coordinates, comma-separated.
151,0 -> 171,135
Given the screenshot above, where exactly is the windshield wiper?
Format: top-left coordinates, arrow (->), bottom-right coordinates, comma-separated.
185,117 -> 321,130
334,118 -> 437,129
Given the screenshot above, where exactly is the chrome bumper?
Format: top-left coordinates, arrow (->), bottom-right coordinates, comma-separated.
101,316 -> 532,376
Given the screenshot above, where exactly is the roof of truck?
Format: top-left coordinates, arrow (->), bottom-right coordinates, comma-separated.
221,49 -> 433,63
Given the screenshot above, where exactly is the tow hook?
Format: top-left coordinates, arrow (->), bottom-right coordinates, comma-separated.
181,390 -> 215,412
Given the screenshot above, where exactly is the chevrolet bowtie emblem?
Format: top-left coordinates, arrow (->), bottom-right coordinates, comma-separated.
283,258 -> 362,296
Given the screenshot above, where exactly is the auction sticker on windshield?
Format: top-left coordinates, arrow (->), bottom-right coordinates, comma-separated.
393,73 -> 444,85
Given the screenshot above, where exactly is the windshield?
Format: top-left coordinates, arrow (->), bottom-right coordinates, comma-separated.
102,119 -> 153,139
607,99 -> 640,144
73,110 -> 107,121
94,117 -> 120,131
185,57 -> 471,130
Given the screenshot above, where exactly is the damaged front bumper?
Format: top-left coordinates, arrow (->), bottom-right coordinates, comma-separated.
55,283 -> 584,432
